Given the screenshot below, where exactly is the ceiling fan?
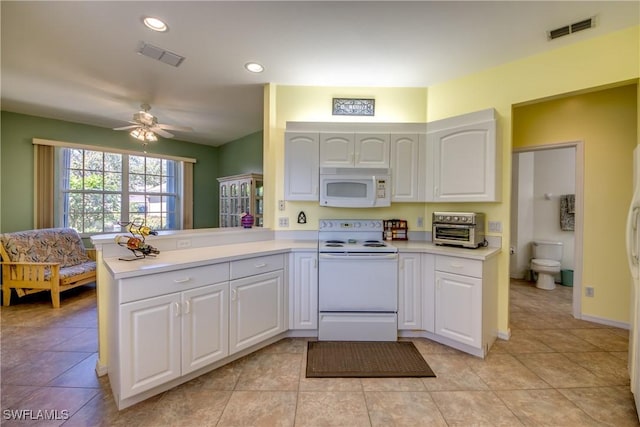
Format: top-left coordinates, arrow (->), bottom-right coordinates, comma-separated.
113,103 -> 192,143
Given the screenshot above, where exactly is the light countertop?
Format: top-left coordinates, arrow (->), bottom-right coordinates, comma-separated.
103,240 -> 317,279
103,238 -> 500,280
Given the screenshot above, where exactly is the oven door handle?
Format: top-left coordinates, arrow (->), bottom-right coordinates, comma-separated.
319,253 -> 398,260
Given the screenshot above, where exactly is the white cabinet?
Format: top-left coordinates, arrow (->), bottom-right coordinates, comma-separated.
289,252 -> 318,330
218,173 -> 264,227
433,255 -> 497,355
229,255 -> 286,354
390,133 -> 426,202
434,270 -> 482,347
117,264 -> 230,400
120,293 -> 181,398
421,253 -> 435,333
284,132 -> 319,201
398,253 -> 422,330
320,133 -> 390,168
427,108 -> 499,202
181,284 -> 229,373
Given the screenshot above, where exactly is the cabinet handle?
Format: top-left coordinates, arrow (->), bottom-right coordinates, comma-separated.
174,302 -> 181,316
173,277 -> 191,284
254,263 -> 267,268
434,186 -> 439,196
354,152 -> 359,164
231,288 -> 237,301
449,263 -> 464,269
184,300 -> 191,315
315,186 -> 319,196
313,258 -> 317,269
436,279 -> 441,290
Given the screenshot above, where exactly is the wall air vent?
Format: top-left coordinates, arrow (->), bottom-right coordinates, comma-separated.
548,16 -> 595,40
137,42 -> 185,67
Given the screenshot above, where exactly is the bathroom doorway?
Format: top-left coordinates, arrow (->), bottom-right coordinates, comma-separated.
510,143 -> 584,318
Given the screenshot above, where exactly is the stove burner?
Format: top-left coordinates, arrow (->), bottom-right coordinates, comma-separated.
324,243 -> 344,247
364,243 -> 386,247
365,240 -> 384,244
325,240 -> 345,244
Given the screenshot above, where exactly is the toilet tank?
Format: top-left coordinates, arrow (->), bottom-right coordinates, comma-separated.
532,240 -> 563,260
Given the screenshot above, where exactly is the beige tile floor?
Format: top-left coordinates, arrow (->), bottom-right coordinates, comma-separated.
1,280 -> 639,426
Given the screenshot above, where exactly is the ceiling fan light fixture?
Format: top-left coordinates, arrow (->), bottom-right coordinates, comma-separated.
130,128 -> 157,143
244,62 -> 264,73
143,17 -> 168,32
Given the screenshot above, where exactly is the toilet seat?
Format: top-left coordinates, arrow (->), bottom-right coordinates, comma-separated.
531,259 -> 561,268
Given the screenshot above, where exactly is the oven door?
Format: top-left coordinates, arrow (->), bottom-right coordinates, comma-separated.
434,224 -> 474,245
318,252 -> 398,311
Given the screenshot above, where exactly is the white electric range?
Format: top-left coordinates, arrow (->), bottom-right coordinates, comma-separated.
317,219 -> 398,341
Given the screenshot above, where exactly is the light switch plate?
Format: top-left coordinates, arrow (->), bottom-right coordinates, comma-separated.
278,200 -> 286,211
488,221 -> 502,233
278,217 -> 289,227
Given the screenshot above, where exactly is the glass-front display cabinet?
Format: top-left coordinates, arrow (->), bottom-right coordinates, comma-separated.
217,173 -> 263,227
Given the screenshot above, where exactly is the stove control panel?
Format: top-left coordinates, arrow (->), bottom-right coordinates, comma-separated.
319,219 -> 383,231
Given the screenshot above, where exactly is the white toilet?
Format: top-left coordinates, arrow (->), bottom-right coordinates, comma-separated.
531,240 -> 563,290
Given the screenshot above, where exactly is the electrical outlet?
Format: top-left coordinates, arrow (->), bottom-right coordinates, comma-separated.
278,217 -> 289,227
177,239 -> 192,249
585,286 -> 595,297
488,221 -> 502,233
417,217 -> 424,228
278,200 -> 286,211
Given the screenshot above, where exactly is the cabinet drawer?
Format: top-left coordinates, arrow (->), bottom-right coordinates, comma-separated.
230,254 -> 285,280
435,255 -> 482,278
120,263 -> 230,303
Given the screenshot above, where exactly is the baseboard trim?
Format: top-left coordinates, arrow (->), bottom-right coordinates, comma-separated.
95,360 -> 108,377
498,328 -> 512,340
580,314 -> 630,330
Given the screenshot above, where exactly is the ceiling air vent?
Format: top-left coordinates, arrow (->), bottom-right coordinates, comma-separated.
548,16 -> 595,40
137,42 -> 185,67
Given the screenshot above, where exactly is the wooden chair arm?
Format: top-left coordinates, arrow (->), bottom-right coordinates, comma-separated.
86,249 -> 97,261
0,261 -> 60,267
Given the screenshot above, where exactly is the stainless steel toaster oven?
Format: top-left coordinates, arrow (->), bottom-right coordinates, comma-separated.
432,212 -> 486,248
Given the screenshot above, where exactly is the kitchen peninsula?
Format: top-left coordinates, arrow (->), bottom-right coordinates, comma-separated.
92,228 -> 500,409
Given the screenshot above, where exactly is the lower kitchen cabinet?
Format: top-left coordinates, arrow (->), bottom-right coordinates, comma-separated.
229,270 -> 286,354
433,254 -> 498,356
398,253 -> 422,330
434,271 -> 482,347
119,281 -> 228,400
289,251 -> 318,330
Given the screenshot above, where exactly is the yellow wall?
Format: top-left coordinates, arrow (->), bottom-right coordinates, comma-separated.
514,85 -> 638,322
265,26 -> 640,334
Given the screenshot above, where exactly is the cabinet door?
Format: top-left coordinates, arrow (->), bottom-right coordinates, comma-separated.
434,271 -> 482,348
284,132 -> 320,200
398,253 -> 422,330
355,133 -> 390,168
182,283 -> 229,374
290,252 -> 318,330
421,254 -> 435,333
120,293 -> 181,399
430,118 -> 497,202
391,134 -> 422,201
320,133 -> 355,167
229,270 -> 285,354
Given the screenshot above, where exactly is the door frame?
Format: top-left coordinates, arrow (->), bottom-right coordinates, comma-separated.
512,140 -> 584,318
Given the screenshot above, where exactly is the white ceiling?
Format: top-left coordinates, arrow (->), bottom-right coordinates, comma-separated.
1,1 -> 638,147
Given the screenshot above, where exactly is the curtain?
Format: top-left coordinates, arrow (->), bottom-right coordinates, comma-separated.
34,144 -> 55,229
182,161 -> 194,229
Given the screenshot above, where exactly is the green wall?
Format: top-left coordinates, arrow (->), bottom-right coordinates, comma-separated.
217,131 -> 263,177
0,111 -> 220,232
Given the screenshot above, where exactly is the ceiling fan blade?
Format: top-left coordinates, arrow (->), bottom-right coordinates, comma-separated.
113,125 -> 139,131
157,124 -> 193,132
152,128 -> 174,138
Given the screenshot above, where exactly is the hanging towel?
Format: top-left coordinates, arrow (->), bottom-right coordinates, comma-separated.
560,194 -> 575,231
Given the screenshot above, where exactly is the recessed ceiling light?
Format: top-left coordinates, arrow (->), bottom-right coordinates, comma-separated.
244,62 -> 264,73
143,17 -> 168,32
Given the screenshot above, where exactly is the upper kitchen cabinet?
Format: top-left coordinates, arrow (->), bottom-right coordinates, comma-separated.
284,132 -> 319,201
320,133 -> 390,168
427,108 -> 499,202
390,133 -> 426,202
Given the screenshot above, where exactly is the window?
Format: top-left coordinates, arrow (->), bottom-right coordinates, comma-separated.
57,148 -> 182,234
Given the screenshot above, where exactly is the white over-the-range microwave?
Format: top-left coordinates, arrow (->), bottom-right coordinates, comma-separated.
319,167 -> 391,208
